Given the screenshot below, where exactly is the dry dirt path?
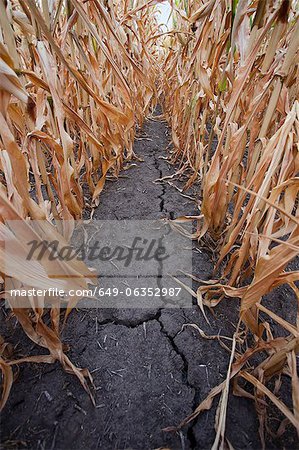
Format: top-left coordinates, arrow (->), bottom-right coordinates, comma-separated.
1,112 -> 295,450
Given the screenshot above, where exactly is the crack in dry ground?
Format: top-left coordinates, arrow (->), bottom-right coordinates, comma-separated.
1,111 -> 297,450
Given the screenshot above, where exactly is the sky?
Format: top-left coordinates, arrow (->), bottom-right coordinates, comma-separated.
155,1 -> 172,28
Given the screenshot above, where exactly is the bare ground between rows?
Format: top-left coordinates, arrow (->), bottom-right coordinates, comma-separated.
1,112 -> 298,450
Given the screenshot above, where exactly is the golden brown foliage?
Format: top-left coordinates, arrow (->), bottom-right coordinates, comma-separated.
161,0 -> 299,443
0,0 -> 159,408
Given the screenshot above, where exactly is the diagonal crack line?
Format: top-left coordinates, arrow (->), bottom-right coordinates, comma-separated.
159,172 -> 166,213
95,310 -> 198,403
157,316 -> 191,387
153,150 -> 166,213
156,314 -> 198,449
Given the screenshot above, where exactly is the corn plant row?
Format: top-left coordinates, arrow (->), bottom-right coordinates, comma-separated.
161,0 -> 299,443
0,0 -> 159,408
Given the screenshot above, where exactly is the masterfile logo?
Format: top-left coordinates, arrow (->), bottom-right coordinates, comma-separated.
4,219 -> 192,309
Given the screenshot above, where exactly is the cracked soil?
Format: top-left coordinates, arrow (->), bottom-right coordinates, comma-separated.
1,112 -> 298,450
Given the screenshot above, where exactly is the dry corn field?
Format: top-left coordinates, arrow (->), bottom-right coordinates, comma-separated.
0,0 -> 299,449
